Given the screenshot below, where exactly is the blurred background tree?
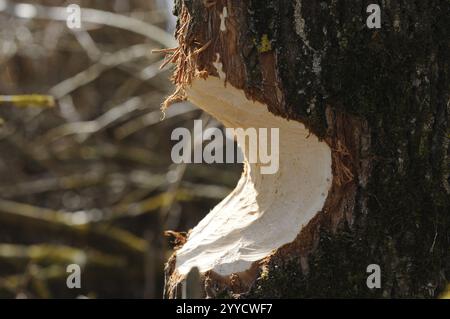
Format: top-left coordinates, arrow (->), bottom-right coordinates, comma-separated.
0,0 -> 240,298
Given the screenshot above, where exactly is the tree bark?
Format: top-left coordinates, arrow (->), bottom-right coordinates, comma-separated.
163,0 -> 449,298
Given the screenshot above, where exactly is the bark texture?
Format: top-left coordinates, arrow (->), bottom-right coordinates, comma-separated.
164,0 -> 449,298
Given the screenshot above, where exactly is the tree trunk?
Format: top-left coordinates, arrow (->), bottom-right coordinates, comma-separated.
163,0 -> 449,298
